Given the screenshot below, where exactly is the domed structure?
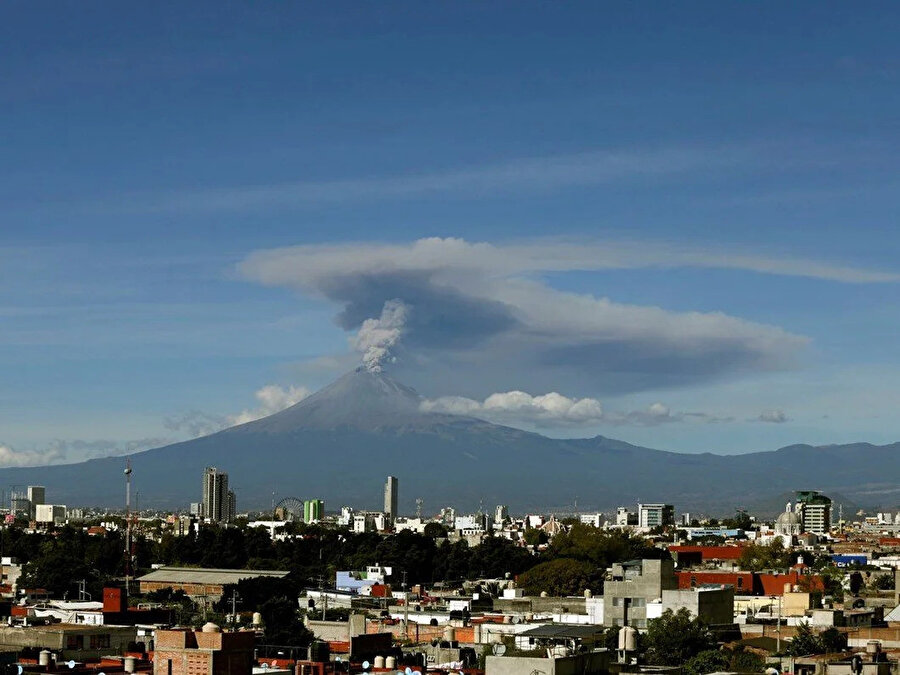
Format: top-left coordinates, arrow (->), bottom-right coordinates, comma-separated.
775,502 -> 801,536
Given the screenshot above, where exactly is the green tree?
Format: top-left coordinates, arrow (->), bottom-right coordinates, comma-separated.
872,574 -> 895,590
683,649 -> 728,675
787,623 -> 823,656
738,540 -> 792,572
259,596 -> 313,648
517,559 -> 600,596
523,529 -> 548,547
819,627 -> 848,654
644,608 -> 717,666
423,522 -> 447,539
727,646 -> 766,673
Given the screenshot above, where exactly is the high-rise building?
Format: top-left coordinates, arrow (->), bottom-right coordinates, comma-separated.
384,476 -> 398,519
638,503 -> 675,529
494,505 -> 509,524
27,486 -> 45,520
202,467 -> 233,524
796,490 -> 832,535
303,499 -> 324,523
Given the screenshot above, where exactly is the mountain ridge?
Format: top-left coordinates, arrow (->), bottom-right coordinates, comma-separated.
1,369 -> 897,514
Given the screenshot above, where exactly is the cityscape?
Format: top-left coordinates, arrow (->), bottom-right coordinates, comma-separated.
3,4 -> 900,675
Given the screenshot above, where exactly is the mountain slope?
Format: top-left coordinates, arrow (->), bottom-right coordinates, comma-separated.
1,369 -> 897,514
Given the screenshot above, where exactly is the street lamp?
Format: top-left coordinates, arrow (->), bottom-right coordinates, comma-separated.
769,594 -> 782,654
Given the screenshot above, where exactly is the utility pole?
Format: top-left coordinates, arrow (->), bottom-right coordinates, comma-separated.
402,570 -> 409,637
231,590 -> 241,629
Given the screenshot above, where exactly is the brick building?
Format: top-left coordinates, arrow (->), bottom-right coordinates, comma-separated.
137,567 -> 289,601
153,624 -> 254,675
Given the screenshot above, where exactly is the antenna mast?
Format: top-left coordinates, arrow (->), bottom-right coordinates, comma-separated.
124,460 -> 133,595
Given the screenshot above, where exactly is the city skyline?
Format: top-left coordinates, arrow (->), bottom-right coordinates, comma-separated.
3,4 -> 900,465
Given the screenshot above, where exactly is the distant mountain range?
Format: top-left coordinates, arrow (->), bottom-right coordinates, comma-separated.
2,369 -> 898,515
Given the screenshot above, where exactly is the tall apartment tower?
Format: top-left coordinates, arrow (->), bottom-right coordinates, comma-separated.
384,475 -> 398,520
27,486 -> 45,520
796,490 -> 832,535
202,467 -> 234,524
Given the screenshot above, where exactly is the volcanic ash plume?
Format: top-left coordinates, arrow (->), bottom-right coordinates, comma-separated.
352,299 -> 409,372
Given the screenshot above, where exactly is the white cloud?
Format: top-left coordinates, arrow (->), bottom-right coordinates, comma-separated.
167,383 -> 313,437
0,443 -> 65,468
0,437 -> 169,467
757,409 -> 789,423
242,236 -> 899,287
421,391 -> 733,429
228,384 -> 312,426
422,390 -> 605,427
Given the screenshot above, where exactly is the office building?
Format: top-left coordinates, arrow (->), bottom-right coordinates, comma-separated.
384,475 -> 398,520
604,559 -> 678,628
796,490 -> 832,535
638,503 -> 675,529
27,486 -> 45,519
202,467 -> 235,524
304,499 -> 324,523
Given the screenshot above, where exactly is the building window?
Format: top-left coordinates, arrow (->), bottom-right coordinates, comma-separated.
66,635 -> 84,650
632,598 -> 646,608
634,619 -> 647,629
737,577 -> 743,589
89,634 -> 110,649
690,576 -> 697,587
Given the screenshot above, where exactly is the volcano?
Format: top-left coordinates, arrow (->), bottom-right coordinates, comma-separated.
1,368 -> 898,514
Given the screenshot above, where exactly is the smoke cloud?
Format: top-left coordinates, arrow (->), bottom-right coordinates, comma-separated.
351,299 -> 409,372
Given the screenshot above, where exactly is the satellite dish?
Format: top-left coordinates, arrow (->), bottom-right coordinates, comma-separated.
492,644 -> 507,656
17,666 -> 23,675
362,662 -> 370,670
261,664 -> 269,670
67,662 -> 76,669
406,668 -> 412,675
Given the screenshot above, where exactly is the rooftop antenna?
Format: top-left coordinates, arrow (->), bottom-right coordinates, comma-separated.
124,460 -> 133,595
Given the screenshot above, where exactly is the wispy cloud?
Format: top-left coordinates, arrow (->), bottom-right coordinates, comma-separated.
755,409 -> 789,423
89,145 -> 746,216
165,383 -> 311,437
0,437 -> 169,467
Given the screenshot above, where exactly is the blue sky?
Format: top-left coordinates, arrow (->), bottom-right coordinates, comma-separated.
2,2 -> 899,464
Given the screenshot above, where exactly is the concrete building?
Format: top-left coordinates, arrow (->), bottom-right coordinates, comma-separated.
603,559 -> 678,628
797,491 -> 832,535
202,467 -> 235,524
661,586 -> 734,625
384,475 -> 398,520
487,651 -> 611,675
35,504 -> 66,526
0,623 -> 136,660
579,513 -> 603,528
638,503 -> 675,529
27,486 -> 45,520
154,624 -> 254,675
